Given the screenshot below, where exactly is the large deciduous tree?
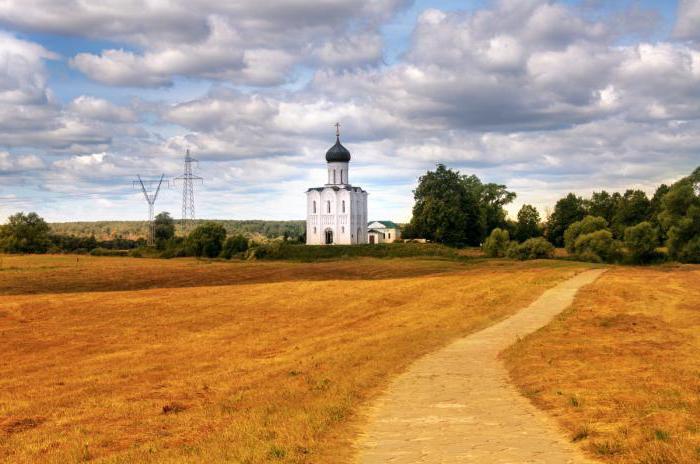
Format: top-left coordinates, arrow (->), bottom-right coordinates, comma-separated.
407,164 -> 515,246
154,212 -> 175,249
514,204 -> 541,242
0,212 -> 51,253
611,189 -> 651,238
658,167 -> 700,262
546,193 -> 586,247
186,222 -> 227,258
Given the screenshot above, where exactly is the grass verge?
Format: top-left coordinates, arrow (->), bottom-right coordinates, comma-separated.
503,265 -> 700,464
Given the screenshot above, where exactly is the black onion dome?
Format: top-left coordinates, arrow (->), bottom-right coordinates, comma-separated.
325,136 -> 351,162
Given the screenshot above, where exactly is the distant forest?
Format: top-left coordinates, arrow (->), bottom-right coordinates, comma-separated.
50,219 -> 306,240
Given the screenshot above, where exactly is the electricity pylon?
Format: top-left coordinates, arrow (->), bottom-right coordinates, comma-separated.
174,149 -> 203,234
134,174 -> 166,246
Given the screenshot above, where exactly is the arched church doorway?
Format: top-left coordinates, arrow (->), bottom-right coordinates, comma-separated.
325,229 -> 334,245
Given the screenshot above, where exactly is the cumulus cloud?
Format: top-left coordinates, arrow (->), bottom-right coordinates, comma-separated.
67,96 -> 137,123
0,0 -> 411,87
674,0 -> 700,42
1,0 -> 699,222
0,152 -> 44,172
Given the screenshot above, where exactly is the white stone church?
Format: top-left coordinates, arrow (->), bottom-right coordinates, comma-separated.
305,131 -> 368,245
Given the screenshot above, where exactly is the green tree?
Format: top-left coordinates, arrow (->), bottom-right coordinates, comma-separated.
154,212 -> 175,249
407,165 -> 515,246
514,204 -> 541,242
573,230 -> 622,263
649,183 -> 670,243
476,180 -> 517,235
408,164 -> 483,245
624,222 -> 658,264
563,216 -> 608,253
186,222 -> 226,258
586,191 -> 617,224
482,228 -> 510,257
611,189 -> 651,238
0,212 -> 51,253
658,167 -> 700,262
546,193 -> 587,247
506,237 -> 554,260
220,234 -> 249,259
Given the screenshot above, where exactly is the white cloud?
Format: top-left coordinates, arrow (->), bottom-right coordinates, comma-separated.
68,96 -> 137,123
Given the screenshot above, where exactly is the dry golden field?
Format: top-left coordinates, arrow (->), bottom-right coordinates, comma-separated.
504,265 -> 700,464
0,254 -> 587,463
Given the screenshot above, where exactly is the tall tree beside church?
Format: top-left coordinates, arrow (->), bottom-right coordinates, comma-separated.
408,164 -> 482,245
407,164 -> 515,246
546,193 -> 586,247
514,204 -> 542,242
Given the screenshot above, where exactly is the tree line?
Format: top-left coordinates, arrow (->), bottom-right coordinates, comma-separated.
404,164 -> 700,263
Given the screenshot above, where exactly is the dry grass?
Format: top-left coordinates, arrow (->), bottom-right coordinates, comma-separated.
504,265 -> 700,464
0,254 -> 587,463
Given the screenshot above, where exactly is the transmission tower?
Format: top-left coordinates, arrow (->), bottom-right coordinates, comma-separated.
134,174 -> 166,246
174,149 -> 203,233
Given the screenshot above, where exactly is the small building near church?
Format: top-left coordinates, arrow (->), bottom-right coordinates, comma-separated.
367,221 -> 401,244
305,130 -> 368,245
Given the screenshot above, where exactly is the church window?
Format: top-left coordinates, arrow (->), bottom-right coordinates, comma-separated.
327,201 -> 331,213
333,170 -> 336,183
313,201 -> 316,213
342,200 -> 345,213
313,227 -> 317,234
388,233 -> 391,239
340,169 -> 344,183
342,227 -> 345,233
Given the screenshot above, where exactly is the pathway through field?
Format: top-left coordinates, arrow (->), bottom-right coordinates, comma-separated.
355,268 -> 605,463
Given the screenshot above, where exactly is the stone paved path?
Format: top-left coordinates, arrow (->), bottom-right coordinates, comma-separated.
355,269 -> 606,464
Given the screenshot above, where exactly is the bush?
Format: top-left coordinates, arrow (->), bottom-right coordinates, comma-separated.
624,222 -> 658,264
220,234 -> 249,259
573,230 -> 622,263
482,228 -> 510,257
248,241 -> 460,261
564,216 -> 608,253
90,247 -> 128,257
506,237 -> 555,260
186,222 -> 226,258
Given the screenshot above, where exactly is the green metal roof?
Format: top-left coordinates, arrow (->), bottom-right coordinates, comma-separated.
368,220 -> 399,229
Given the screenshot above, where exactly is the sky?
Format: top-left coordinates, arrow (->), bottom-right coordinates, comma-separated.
0,0 -> 698,223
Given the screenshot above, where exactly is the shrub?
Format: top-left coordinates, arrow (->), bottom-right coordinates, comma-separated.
220,234 -> 249,259
186,222 -> 226,258
482,228 -> 510,257
573,230 -> 622,263
624,222 -> 659,264
506,237 -> 555,260
564,216 -> 608,253
90,247 -> 128,257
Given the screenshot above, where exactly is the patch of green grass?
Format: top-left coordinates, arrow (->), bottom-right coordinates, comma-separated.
654,429 -> 671,441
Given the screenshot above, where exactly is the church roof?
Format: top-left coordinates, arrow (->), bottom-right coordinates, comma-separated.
306,185 -> 366,193
368,220 -> 400,229
326,136 -> 351,162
